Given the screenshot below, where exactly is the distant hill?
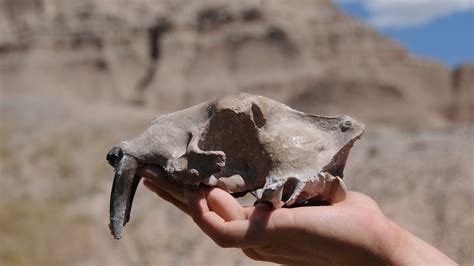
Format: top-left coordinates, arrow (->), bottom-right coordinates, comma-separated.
0,0 -> 472,126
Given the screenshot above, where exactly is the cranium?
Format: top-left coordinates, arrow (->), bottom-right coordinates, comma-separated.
107,93 -> 364,239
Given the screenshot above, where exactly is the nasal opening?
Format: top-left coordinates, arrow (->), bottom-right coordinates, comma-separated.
107,147 -> 124,168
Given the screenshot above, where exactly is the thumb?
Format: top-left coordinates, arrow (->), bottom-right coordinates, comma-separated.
184,188 -> 252,248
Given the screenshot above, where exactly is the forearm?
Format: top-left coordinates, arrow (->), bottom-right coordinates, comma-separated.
381,221 -> 457,266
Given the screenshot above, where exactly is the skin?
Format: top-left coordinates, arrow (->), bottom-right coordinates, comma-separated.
138,166 -> 457,266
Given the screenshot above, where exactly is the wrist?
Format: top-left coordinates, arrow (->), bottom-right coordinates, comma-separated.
377,219 -> 457,265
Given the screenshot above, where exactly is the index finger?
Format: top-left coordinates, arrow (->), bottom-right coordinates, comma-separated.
185,188 -> 270,249
138,165 -> 186,204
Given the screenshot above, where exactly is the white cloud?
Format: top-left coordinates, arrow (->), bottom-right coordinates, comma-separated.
333,0 -> 474,28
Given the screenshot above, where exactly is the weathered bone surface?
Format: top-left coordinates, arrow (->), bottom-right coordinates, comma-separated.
107,93 -> 364,239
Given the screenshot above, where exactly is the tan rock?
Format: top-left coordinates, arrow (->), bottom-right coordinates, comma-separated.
450,64 -> 474,123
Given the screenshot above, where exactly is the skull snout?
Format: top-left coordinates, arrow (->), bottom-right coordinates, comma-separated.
107,147 -> 123,168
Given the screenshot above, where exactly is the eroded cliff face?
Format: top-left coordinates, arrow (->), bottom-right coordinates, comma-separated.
450,64 -> 474,123
0,0 -> 471,126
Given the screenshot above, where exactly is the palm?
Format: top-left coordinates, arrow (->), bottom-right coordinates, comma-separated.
239,193 -> 387,264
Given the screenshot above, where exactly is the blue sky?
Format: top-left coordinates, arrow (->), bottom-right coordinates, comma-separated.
333,0 -> 474,68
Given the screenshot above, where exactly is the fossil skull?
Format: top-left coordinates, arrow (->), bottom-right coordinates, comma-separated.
107,93 -> 364,239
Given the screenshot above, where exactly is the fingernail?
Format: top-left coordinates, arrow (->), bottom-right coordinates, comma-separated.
254,201 -> 273,209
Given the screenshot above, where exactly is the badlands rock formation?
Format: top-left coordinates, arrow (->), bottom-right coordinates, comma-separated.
1,0 -> 471,126
450,64 -> 474,123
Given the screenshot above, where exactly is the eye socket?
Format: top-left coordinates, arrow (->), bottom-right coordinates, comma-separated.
251,103 -> 266,128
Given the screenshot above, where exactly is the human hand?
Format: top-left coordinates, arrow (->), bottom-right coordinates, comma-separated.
138,166 -> 456,266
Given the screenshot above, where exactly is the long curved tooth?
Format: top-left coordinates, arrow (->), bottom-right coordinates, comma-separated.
109,155 -> 140,240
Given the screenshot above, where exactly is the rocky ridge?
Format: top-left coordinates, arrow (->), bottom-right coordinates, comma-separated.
1,0 -> 472,126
